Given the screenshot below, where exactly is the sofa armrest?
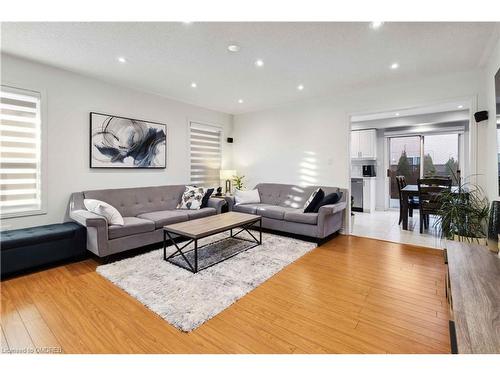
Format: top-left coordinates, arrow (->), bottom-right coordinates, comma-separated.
69,209 -> 108,255
224,196 -> 236,211
316,201 -> 347,239
318,201 -> 347,216
206,198 -> 226,214
70,209 -> 108,227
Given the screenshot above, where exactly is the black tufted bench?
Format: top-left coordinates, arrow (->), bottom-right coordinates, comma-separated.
0,222 -> 87,277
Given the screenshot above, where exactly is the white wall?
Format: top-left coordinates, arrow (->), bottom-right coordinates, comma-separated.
478,36 -> 500,202
1,54 -> 233,230
375,130 -> 387,210
233,70 -> 482,195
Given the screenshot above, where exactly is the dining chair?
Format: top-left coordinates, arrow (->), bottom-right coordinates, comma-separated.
396,175 -> 419,225
417,177 -> 452,234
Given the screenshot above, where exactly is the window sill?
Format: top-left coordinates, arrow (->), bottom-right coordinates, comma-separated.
1,209 -> 47,220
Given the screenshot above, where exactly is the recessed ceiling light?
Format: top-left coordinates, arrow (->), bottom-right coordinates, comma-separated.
370,22 -> 384,29
395,113 -> 400,116
227,44 -> 241,53
297,84 -> 304,91
117,57 -> 127,63
238,99 -> 244,104
458,105 -> 464,109
255,59 -> 264,67
390,62 -> 399,70
182,21 -> 192,25
190,82 -> 197,88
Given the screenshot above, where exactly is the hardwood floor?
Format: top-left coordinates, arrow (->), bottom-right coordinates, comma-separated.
0,235 -> 450,354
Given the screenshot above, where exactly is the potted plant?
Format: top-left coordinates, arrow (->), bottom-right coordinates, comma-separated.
232,175 -> 245,191
435,177 -> 490,245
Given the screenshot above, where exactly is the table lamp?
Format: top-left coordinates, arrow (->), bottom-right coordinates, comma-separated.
220,169 -> 236,194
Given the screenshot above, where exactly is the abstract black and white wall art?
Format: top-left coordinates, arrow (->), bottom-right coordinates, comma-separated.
90,112 -> 166,168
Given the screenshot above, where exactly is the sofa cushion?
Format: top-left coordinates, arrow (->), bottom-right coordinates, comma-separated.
108,217 -> 155,239
253,183 -> 347,209
137,210 -> 189,229
187,207 -> 217,220
83,185 -> 186,217
284,210 -> 319,225
233,203 -> 268,215
255,205 -> 291,220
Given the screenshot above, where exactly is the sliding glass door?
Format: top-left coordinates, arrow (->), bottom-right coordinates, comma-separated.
389,136 -> 421,207
388,133 -> 461,208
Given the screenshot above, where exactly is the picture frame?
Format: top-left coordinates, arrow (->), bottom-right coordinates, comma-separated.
89,112 -> 167,169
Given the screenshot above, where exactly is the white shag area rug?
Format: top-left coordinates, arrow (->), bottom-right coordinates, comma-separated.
96,231 -> 315,332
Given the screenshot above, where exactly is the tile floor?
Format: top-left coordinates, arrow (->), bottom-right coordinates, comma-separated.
350,209 -> 444,249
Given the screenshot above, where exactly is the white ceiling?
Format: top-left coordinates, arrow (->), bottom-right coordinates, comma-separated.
1,22 -> 498,115
351,101 -> 470,122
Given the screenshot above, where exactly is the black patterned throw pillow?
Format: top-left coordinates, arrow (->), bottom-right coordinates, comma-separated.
313,191 -> 343,213
201,188 -> 214,208
303,188 -> 325,213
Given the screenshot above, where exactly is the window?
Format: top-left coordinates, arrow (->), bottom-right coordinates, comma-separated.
189,122 -> 222,187
423,133 -> 460,183
0,85 -> 43,217
388,136 -> 421,203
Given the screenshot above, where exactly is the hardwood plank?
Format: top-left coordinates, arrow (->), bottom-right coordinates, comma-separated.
1,285 -> 35,353
229,305 -> 332,354
354,320 -> 448,354
70,268 -> 225,353
0,234 -> 450,353
1,325 -> 9,354
358,304 -> 450,343
2,281 -> 63,353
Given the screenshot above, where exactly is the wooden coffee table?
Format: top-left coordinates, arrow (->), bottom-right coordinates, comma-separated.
163,212 -> 262,273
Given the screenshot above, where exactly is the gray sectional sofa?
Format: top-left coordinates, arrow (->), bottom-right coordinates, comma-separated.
226,183 -> 347,243
68,185 -> 225,257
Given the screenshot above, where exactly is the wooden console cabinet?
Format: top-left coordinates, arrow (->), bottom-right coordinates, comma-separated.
445,241 -> 500,353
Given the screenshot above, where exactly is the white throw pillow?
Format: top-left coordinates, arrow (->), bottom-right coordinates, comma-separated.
84,199 -> 124,226
177,186 -> 205,210
234,189 -> 261,205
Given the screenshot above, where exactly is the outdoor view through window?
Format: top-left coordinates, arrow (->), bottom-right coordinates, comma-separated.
389,134 -> 459,205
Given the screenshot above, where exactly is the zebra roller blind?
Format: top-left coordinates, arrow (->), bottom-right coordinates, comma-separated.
0,85 -> 42,217
190,122 -> 222,187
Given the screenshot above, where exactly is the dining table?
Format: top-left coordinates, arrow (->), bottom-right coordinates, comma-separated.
400,184 -> 460,231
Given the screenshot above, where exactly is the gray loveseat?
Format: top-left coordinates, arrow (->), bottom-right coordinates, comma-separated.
68,185 -> 225,257
226,183 -> 347,243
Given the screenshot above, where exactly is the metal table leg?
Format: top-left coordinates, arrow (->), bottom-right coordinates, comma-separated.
194,239 -> 198,273
163,229 -> 167,260
259,217 -> 262,244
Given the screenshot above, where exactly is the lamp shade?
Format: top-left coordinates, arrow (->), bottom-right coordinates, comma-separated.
220,169 -> 236,180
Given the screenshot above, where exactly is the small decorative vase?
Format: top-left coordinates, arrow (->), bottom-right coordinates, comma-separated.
487,200 -> 500,253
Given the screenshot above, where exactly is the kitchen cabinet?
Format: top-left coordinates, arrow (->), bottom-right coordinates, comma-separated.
351,129 -> 377,160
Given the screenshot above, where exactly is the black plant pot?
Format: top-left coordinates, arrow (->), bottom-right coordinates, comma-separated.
487,200 -> 500,252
